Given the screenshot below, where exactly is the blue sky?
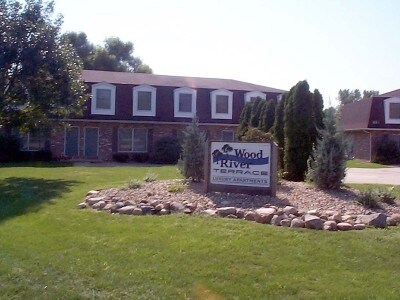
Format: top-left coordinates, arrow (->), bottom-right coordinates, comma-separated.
54,0 -> 400,107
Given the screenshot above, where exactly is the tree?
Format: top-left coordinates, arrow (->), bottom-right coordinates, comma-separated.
259,99 -> 276,132
236,102 -> 253,140
284,80 -> 314,181
0,0 -> 88,132
311,89 -> 324,143
273,93 -> 286,170
362,90 -> 379,99
338,89 -> 379,105
307,108 -> 346,189
249,98 -> 264,127
178,117 -> 206,181
63,32 -> 153,73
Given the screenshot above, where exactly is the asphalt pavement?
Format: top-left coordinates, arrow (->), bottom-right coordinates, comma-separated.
345,167 -> 400,185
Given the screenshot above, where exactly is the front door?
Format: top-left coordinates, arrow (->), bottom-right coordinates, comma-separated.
65,126 -> 79,157
84,127 -> 98,157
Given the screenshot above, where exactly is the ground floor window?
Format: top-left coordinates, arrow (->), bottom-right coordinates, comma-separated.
20,132 -> 47,151
221,130 -> 234,142
84,127 -> 99,157
118,128 -> 148,152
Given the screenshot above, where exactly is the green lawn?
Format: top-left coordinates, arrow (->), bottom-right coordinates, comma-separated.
1,163 -> 400,299
346,159 -> 389,169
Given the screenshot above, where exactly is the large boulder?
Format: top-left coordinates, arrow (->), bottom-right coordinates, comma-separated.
357,213 -> 387,228
118,206 -> 136,214
304,214 -> 324,230
323,221 -> 337,231
217,207 -> 237,217
254,207 -> 276,224
283,206 -> 298,215
86,196 -> 105,205
290,218 -> 305,228
270,214 -> 285,226
337,222 -> 353,231
387,214 -> 400,226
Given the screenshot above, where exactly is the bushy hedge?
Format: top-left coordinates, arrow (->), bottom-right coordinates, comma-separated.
150,136 -> 181,164
0,135 -> 20,162
373,137 -> 400,164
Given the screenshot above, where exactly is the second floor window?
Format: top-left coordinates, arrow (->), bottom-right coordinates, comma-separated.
211,89 -> 233,119
174,87 -> 196,117
133,85 -> 157,116
384,97 -> 400,124
91,82 -> 116,115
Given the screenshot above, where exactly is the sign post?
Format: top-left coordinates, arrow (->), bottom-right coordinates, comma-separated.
205,141 -> 277,196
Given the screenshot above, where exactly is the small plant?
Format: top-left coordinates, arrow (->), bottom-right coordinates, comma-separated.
167,183 -> 185,193
357,189 -> 379,208
143,170 -> 158,182
126,179 -> 143,189
377,187 -> 397,205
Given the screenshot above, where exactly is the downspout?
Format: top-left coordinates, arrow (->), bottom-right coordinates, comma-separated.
363,130 -> 372,161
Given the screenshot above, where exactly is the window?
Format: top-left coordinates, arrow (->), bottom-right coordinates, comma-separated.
244,91 -> 266,103
91,82 -> 116,115
133,85 -> 157,116
211,89 -> 233,119
221,130 -> 234,141
174,87 -> 196,117
118,128 -> 148,152
384,97 -> 400,124
20,132 -> 47,151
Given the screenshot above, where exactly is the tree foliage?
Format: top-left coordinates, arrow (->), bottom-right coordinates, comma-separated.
236,102 -> 253,140
259,99 -> 276,132
249,97 -> 264,128
63,32 -> 152,73
338,89 -> 379,105
241,127 -> 274,142
311,89 -> 324,143
0,0 -> 88,132
283,80 -> 314,181
178,118 -> 206,181
273,94 -> 286,170
307,109 -> 346,189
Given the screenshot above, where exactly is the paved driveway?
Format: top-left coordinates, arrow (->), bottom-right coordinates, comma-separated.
345,167 -> 400,185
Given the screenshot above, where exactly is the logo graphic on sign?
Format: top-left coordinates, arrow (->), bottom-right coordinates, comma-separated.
210,142 -> 271,188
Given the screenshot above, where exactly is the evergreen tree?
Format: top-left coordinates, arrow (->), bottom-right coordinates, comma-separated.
236,102 -> 253,140
311,89 -> 324,144
284,80 -> 314,181
259,99 -> 276,132
307,109 -> 346,189
178,117 -> 206,181
250,98 -> 265,127
273,93 -> 286,170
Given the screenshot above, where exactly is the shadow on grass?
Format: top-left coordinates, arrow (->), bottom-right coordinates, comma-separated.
0,161 -> 74,168
0,177 -> 80,223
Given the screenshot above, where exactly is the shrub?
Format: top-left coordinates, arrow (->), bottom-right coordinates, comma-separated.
150,136 -> 181,164
126,179 -> 143,189
241,127 -> 274,142
373,137 -> 400,165
178,118 -> 205,182
132,153 -> 149,163
113,153 -> 130,163
377,187 -> 397,205
143,170 -> 158,182
33,150 -> 52,162
357,189 -> 379,208
0,135 -> 21,162
167,183 -> 185,193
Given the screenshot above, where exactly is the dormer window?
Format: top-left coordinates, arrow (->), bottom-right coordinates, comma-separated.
133,85 -> 157,116
91,82 -> 116,115
211,89 -> 233,119
174,87 -> 196,117
384,97 -> 400,124
244,91 -> 266,103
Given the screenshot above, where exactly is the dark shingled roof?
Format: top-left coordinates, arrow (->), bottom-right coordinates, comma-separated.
338,98 -> 372,130
82,70 -> 286,94
380,88 -> 400,98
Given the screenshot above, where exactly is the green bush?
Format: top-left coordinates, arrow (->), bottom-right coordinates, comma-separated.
167,183 -> 185,193
150,136 -> 181,164
0,135 -> 21,162
373,137 -> 400,165
126,179 -> 143,189
377,187 -> 397,205
357,189 -> 379,208
113,153 -> 130,163
143,170 -> 158,182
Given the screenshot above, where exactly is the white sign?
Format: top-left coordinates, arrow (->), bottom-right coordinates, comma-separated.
210,142 -> 271,188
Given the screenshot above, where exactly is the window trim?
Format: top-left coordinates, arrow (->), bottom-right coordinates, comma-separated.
91,82 -> 116,115
244,91 -> 267,103
174,87 -> 197,118
211,89 -> 233,120
21,132 -> 47,151
384,97 -> 400,124
132,85 -> 157,116
117,128 -> 148,153
64,126 -> 80,156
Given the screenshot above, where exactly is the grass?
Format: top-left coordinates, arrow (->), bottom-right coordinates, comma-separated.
1,163 -> 400,299
346,159 -> 389,169
348,183 -> 400,200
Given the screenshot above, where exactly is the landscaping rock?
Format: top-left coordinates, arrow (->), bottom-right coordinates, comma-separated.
271,214 -> 285,226
217,207 -> 237,217
203,209 -> 217,216
170,201 -> 185,212
387,214 -> 400,226
103,203 -> 113,211
323,221 -> 337,231
291,218 -> 305,228
77,202 -> 87,209
132,208 -> 143,215
328,213 -> 342,222
280,219 -> 292,227
304,214 -> 324,230
254,208 -> 275,224
244,211 -> 256,221
87,190 -> 99,196
86,196 -> 105,205
283,206 -> 298,215
337,222 -> 353,231
307,209 -> 320,217
118,206 -> 136,214
236,209 -> 245,219
159,209 -> 169,215
353,224 -> 366,230
357,213 -> 387,228
141,205 -> 154,215
92,201 -> 106,210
